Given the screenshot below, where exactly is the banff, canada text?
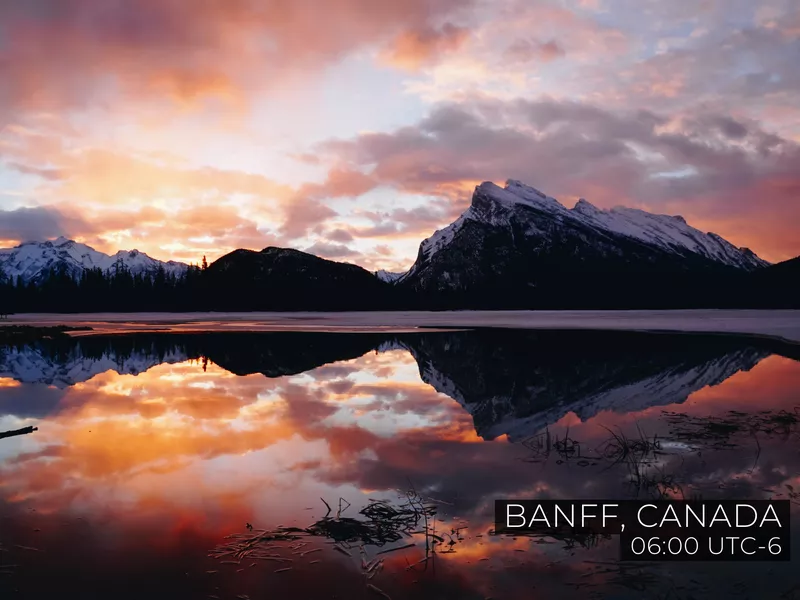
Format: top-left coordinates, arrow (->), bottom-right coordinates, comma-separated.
494,500 -> 791,561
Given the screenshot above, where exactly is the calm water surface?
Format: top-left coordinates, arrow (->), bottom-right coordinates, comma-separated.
1,330 -> 799,599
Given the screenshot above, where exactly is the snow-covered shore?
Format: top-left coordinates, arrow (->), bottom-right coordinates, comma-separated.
5,310 -> 800,344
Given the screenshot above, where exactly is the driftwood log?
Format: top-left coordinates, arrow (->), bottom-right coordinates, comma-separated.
0,426 -> 38,440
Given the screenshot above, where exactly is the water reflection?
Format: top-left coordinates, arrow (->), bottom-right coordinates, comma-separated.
0,330 -> 798,599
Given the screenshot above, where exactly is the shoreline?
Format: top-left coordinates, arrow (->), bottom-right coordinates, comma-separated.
2,309 -> 799,345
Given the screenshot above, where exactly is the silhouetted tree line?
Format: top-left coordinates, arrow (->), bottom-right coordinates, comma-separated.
0,263 -> 208,313
0,256 -> 796,313
0,260 -> 403,312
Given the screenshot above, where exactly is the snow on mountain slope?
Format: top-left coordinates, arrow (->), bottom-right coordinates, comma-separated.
404,179 -> 768,278
571,200 -> 768,270
375,269 -> 406,283
0,237 -> 188,284
503,180 -> 574,217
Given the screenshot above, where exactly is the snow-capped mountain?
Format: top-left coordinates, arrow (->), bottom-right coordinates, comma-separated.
398,180 -> 769,301
0,237 -> 188,284
374,269 -> 406,283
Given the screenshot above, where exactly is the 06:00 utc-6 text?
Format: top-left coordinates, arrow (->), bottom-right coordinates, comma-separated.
628,536 -> 782,556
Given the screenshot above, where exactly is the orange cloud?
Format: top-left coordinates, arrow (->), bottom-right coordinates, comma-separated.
1,119 -> 390,261
0,119 -> 299,260
146,69 -> 242,107
380,23 -> 471,70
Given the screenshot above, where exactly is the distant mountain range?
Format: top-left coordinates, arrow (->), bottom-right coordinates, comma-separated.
1,179 -> 797,309
0,236 -> 187,284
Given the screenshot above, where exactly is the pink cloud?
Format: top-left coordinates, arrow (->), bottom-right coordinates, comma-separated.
0,0 -> 475,115
503,39 -> 566,64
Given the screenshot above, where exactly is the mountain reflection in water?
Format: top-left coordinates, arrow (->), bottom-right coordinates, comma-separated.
0,329 -> 798,600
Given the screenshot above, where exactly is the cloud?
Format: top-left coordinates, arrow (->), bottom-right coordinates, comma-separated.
294,168 -> 378,201
393,2 -> 629,102
325,228 -> 355,243
278,168 -> 383,241
82,205 -> 281,263
0,0 -> 475,116
315,98 -> 800,261
0,201 -> 279,263
569,11 -> 800,122
503,39 -> 566,64
1,120 -> 304,259
280,197 -> 338,241
0,122 -> 293,206
380,23 -> 471,70
349,201 -> 458,240
0,205 -> 92,243
303,241 -> 358,259
4,162 -> 64,181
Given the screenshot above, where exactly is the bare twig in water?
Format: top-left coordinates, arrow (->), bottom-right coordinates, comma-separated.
320,497 -> 333,517
209,488 -> 447,582
376,543 -> 415,556
333,545 -> 351,557
367,583 -> 392,600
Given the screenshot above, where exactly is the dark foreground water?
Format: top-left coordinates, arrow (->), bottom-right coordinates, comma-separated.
1,329 -> 798,599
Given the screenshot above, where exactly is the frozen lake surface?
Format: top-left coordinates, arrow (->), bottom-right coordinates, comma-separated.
8,309 -> 800,343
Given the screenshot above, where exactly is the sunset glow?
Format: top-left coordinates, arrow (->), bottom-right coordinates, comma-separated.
1,0 -> 798,271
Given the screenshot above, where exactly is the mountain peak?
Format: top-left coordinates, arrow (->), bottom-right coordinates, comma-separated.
504,179 -> 548,199
573,198 -> 601,215
502,180 -> 568,212
471,180 -> 569,217
404,177 -> 770,294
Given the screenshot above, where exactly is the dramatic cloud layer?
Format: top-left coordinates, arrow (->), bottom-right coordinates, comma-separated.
0,0 -> 798,266
0,0 -> 473,114
319,98 -> 800,258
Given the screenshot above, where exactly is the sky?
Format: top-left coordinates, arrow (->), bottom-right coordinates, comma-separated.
0,0 -> 798,271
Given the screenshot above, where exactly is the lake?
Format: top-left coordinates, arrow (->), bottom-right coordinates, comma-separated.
1,328 -> 799,599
